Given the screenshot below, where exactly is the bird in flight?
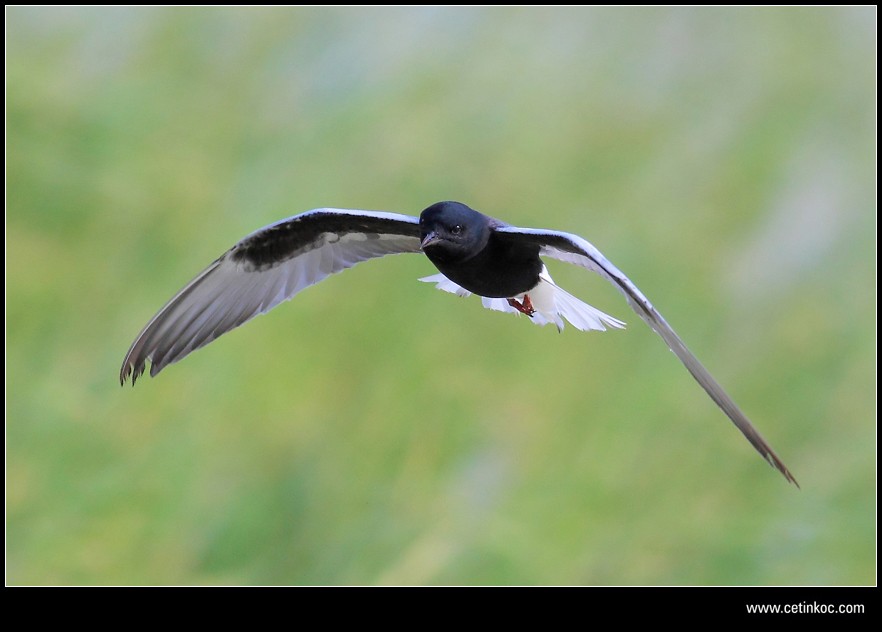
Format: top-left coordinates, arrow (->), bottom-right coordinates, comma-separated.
121,200 -> 798,485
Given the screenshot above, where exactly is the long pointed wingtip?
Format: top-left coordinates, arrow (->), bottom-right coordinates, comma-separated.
119,359 -> 145,387
767,453 -> 800,488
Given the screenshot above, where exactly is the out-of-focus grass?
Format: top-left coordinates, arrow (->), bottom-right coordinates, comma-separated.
7,7 -> 875,585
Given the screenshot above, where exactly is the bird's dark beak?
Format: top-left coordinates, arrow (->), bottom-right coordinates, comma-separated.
420,231 -> 441,250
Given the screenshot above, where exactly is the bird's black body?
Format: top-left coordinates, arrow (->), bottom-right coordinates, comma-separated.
419,202 -> 543,298
120,200 -> 798,486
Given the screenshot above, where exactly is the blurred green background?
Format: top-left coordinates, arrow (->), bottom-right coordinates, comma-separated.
7,7 -> 875,585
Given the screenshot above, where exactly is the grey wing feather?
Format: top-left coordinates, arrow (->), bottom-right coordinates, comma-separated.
495,225 -> 798,486
121,208 -> 421,385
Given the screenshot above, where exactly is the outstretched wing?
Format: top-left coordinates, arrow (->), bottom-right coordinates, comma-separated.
494,225 -> 798,486
121,208 -> 421,385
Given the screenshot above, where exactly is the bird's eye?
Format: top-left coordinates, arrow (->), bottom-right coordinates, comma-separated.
451,224 -> 463,235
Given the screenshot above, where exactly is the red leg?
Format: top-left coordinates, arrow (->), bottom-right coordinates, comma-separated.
507,295 -> 536,316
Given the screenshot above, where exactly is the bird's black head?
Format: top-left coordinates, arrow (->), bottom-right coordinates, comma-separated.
419,201 -> 492,263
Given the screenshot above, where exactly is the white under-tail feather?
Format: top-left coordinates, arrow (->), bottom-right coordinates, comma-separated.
419,266 -> 625,333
